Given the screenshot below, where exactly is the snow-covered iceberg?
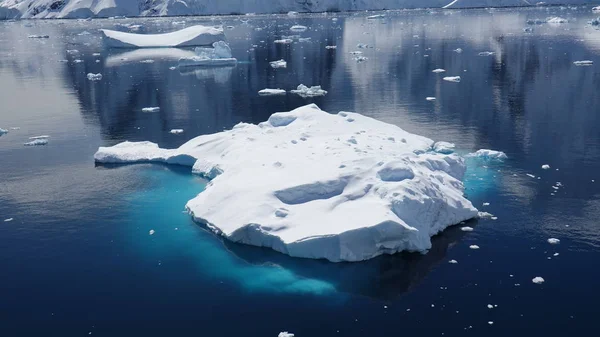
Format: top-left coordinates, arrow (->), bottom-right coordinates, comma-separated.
178,41 -> 237,67
101,25 -> 225,48
95,104 -> 479,262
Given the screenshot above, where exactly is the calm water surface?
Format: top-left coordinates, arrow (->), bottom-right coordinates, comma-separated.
1,6 -> 600,337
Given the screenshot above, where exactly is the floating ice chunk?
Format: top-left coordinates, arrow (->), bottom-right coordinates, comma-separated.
593,6 -> 600,12
29,135 -> 49,140
487,304 -> 494,309
553,253 -> 559,256
524,27 -> 534,33
426,97 -> 436,101
178,41 -> 237,67
470,245 -> 480,249
354,56 -> 368,63
278,332 -> 294,337
478,211 -> 494,218
142,107 -> 160,113
443,76 -> 461,82
270,59 -> 287,68
287,11 -> 299,17
290,25 -> 307,32
140,59 -> 155,63
349,51 -> 363,55
547,17 -> 568,24
432,68 -> 446,73
542,164 -> 550,169
367,14 -> 386,19
87,73 -> 103,81
433,141 -> 455,154
290,85 -> 328,97
461,226 -> 474,232
325,45 -> 337,49
526,173 -> 536,178
478,51 -> 495,56
24,139 -> 48,146
449,259 -> 458,264
259,89 -> 287,96
299,37 -> 311,43
4,218 -> 13,222
274,39 -> 293,44
532,277 -> 545,284
467,149 -> 507,160
94,104 -> 478,262
149,229 -> 155,235
101,25 -> 225,48
170,129 -> 184,134
573,60 -> 593,66
547,238 -> 560,244
28,35 -> 49,39
0,128 -> 7,136
488,321 -> 494,325
483,202 -> 490,206
453,48 -> 463,53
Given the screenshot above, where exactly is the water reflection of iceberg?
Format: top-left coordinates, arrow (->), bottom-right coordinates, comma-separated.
104,48 -> 196,67
178,66 -> 235,84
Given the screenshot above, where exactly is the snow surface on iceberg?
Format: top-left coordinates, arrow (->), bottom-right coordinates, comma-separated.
95,104 -> 479,262
101,25 -> 225,48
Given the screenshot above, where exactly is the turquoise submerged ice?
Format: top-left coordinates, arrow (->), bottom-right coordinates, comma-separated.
95,104 -> 481,262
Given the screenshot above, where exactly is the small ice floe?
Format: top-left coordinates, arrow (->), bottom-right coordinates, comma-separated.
274,38 -> 293,44
290,25 -> 308,32
449,259 -> 458,264
259,89 -> 286,96
142,107 -> 160,113
299,37 -> 311,43
467,149 -> 507,160
169,129 -> 184,134
443,76 -> 461,82
461,226 -> 474,232
28,35 -> 49,39
478,211 -> 494,219
524,27 -> 534,33
488,321 -> 494,325
270,59 -> 287,68
101,25 -> 225,48
433,141 -> 455,154
29,135 -> 49,140
553,253 -> 559,256
487,304 -> 494,309
149,229 -> 155,235
86,73 -> 103,81
354,56 -> 368,63
542,164 -> 550,169
573,60 -> 593,66
67,49 -> 79,55
453,48 -> 463,53
178,41 -> 237,67
357,43 -> 370,49
287,11 -> 299,17
426,97 -> 436,101
532,276 -> 545,284
478,51 -> 495,56
169,66 -> 177,70
0,128 -> 8,136
547,238 -> 560,244
140,59 -> 155,63
593,6 -> 600,12
4,218 -> 14,222
367,14 -> 386,19
24,139 -> 48,146
547,17 -> 568,24
325,45 -> 337,49
349,51 -> 363,55
469,245 -> 480,249
432,68 -> 446,73
278,332 -> 294,337
483,202 -> 490,206
526,173 -> 536,179
291,85 -> 327,97
73,59 -> 84,63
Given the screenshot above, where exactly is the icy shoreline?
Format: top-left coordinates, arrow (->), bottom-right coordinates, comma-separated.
95,104 -> 484,262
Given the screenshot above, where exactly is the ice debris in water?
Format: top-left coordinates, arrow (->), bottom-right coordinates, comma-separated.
478,51 -> 495,56
449,259 -> 458,264
433,141 -> 455,154
367,14 -> 386,19
532,277 -> 545,284
432,68 -> 446,73
179,41 -> 237,67
443,76 -> 461,82
290,25 -> 307,32
278,332 -> 294,337
426,97 -> 436,101
593,6 -> 600,12
87,73 -> 103,81
142,107 -> 160,113
259,89 -> 287,96
149,229 -> 155,235
28,35 -> 49,39
469,245 -> 480,249
354,56 -> 368,63
325,45 -> 337,49
478,211 -> 494,218
290,85 -> 328,97
0,128 -> 8,136
453,48 -> 463,53
467,149 -> 507,160
270,59 -> 287,68
542,164 -> 550,169
140,59 -> 155,63
461,226 -> 474,232
483,202 -> 490,206
274,38 -> 293,44
546,17 -> 568,24
547,238 -> 560,244
287,11 -> 299,17
170,129 -> 184,134
573,60 -> 593,66
94,104 -> 479,262
4,218 -> 14,222
24,139 -> 48,146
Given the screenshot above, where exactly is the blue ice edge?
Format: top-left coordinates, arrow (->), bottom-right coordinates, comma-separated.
111,149 -> 501,298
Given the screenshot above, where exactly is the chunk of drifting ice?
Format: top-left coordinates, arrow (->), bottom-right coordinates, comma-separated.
367,14 -> 386,19
259,89 -> 286,96
469,245 -> 480,249
270,59 -> 287,68
433,141 -> 455,154
547,238 -> 560,244
170,129 -> 184,134
325,45 -> 337,49
593,6 -> 600,12
149,229 -> 155,235
478,51 -> 495,56
573,60 -> 593,66
140,59 -> 155,63
142,107 -> 160,113
24,139 -> 48,146
290,25 -> 307,32
532,277 -> 545,284
354,56 -> 368,63
449,259 -> 458,264
94,104 -> 478,262
542,164 -> 550,169
29,135 -> 49,140
461,226 -> 474,232
546,17 -> 568,24
28,35 -> 49,39
0,128 -> 8,136
274,39 -> 293,44
467,149 -> 507,160
426,97 -> 436,101
287,11 -> 299,17
178,41 -> 237,67
478,211 -> 494,218
487,304 -> 494,309
290,85 -> 328,97
432,68 -> 446,73
453,48 -> 463,53
101,25 -> 225,48
87,73 -> 102,81
278,332 -> 294,337
483,202 -> 490,206
4,218 -> 14,222
443,76 -> 461,82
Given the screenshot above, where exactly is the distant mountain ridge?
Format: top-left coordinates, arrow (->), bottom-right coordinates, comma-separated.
0,0 -> 598,19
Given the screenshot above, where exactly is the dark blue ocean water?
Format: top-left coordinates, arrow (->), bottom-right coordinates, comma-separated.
2,6 -> 600,337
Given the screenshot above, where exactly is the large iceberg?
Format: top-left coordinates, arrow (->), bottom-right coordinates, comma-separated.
95,104 -> 478,262
100,25 -> 225,48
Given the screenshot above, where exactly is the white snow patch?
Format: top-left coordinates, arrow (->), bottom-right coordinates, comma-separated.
259,89 -> 287,96
24,139 -> 48,146
94,104 -> 478,262
467,149 -> 507,160
290,85 -> 328,97
443,76 -> 461,82
270,60 -> 287,68
532,277 -> 545,284
101,25 -> 225,48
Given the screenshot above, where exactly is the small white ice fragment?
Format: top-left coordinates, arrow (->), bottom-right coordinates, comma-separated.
573,60 -> 593,66
467,149 -> 507,160
432,68 -> 446,73
461,226 -> 474,232
547,238 -> 560,244
532,277 -> 545,284
483,202 -> 490,206
142,107 -> 160,113
270,59 -> 287,68
426,97 -> 436,101
553,253 -> 559,256
24,139 -> 48,146
542,164 -> 550,170
367,14 -> 386,19
478,211 -> 494,219
487,304 -> 494,309
325,45 -> 337,49
170,129 -> 184,134
547,17 -> 568,24
0,128 -> 8,135
449,259 -> 458,264
28,35 -> 49,39
140,59 -> 155,64
443,76 -> 461,82
354,56 -> 368,63
259,89 -> 286,96
453,48 -> 463,53
290,25 -> 308,32
278,332 -> 294,337
469,245 -> 480,249
87,73 -> 102,81
290,85 -> 327,97
149,229 -> 155,235
274,39 -> 293,44
4,218 -> 13,222
287,11 -> 299,17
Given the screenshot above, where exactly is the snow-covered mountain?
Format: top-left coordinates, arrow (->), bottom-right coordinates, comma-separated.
0,0 -> 598,19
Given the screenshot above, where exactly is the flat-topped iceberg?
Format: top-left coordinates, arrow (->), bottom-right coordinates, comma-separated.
95,104 -> 478,262
178,41 -> 237,67
101,25 -> 225,48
